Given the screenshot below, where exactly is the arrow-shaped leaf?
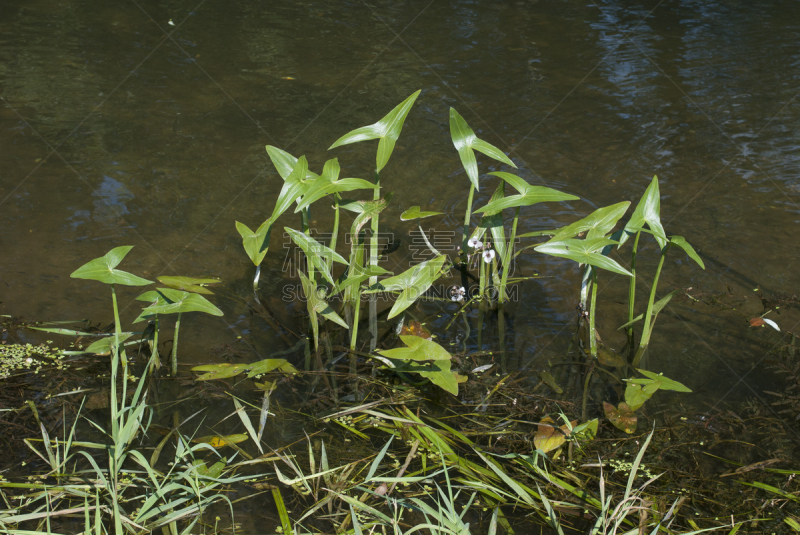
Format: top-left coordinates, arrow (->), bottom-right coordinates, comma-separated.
378,335 -> 452,361
157,276 -> 221,295
550,202 -> 630,242
475,172 -> 578,213
235,220 -> 271,266
285,227 -> 347,286
294,158 -> 379,213
535,238 -> 633,277
329,90 -> 421,172
364,255 -> 446,319
141,288 -> 223,317
669,235 -> 704,269
70,246 -> 152,286
270,156 -> 312,223
449,108 -> 516,190
266,145 -> 319,182
400,206 -> 443,221
621,176 -> 667,249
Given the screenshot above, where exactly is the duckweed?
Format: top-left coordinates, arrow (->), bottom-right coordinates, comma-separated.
0,342 -> 67,379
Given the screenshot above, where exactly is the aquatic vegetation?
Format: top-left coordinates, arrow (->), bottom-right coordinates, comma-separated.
0,93 -> 770,535
0,342 -> 68,380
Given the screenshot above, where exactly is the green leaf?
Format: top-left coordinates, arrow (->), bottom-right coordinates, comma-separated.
449,108 -> 516,190
235,220 -> 271,266
70,246 -> 153,286
635,369 -> 692,392
378,335 -> 452,361
378,336 -> 458,395
335,264 -> 392,294
571,419 -> 598,441
157,276 -> 221,295
475,172 -> 578,213
133,290 -> 170,322
419,359 -> 459,395
669,236 -> 705,269
470,181 -> 507,263
141,288 -> 223,317
298,271 -> 348,351
400,206 -> 443,221
270,156 -> 312,223
294,158 -> 378,213
534,238 -> 633,277
364,255 -> 446,319
624,383 -> 655,411
347,195 -> 392,238
266,145 -> 319,182
192,359 -> 298,381
550,202 -> 630,241
85,333 -> 134,355
617,289 -> 679,330
329,90 -> 421,172
285,227 -> 347,286
622,176 -> 667,249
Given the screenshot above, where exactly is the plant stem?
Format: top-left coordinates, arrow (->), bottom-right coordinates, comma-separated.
589,267 -> 598,358
171,312 -> 182,376
461,184 -> 475,288
350,292 -> 362,376
581,362 -> 596,421
368,169 -> 380,352
109,285 -> 120,438
479,255 -> 487,311
499,206 -> 519,305
330,193 -> 341,257
626,231 -> 641,359
632,246 -> 669,368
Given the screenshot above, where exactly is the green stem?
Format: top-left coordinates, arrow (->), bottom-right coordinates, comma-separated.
150,316 -> 160,375
479,255 -> 487,310
109,285 -> 120,438
499,206 -> 519,305
350,292 -> 362,376
462,183 -> 475,259
330,193 -> 341,256
627,231 -> 641,358
171,312 -> 182,377
589,267 -> 598,359
632,246 -> 669,368
368,170 -> 380,352
302,208 -> 315,282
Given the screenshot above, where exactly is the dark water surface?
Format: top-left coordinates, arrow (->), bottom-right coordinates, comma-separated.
2,0 -> 800,456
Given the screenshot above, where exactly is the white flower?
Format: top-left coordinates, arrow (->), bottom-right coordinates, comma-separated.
482,249 -> 496,263
467,236 -> 482,249
450,286 -> 466,302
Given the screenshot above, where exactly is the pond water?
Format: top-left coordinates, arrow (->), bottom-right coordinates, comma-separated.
2,0 -> 800,491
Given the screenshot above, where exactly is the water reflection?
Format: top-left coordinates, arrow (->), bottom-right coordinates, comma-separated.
0,0 -> 798,402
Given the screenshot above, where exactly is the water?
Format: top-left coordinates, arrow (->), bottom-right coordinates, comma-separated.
2,0 -> 800,460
